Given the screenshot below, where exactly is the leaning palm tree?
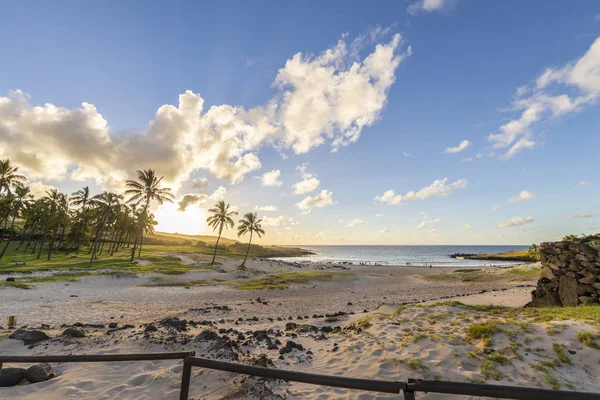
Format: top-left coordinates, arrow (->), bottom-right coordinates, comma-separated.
70,186 -> 92,252
89,192 -> 123,265
0,159 -> 26,195
237,212 -> 265,268
10,186 -> 33,229
125,169 -> 174,260
206,201 -> 238,265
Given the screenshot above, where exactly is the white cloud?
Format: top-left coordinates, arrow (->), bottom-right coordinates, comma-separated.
566,213 -> 596,219
403,152 -> 411,157
498,216 -> 534,228
177,185 -> 226,211
379,227 -> 391,233
429,229 -> 438,234
261,170 -> 282,187
464,223 -> 472,230
579,180 -> 589,186
461,157 -> 472,162
375,177 -> 467,205
287,217 -> 300,225
492,205 -> 500,211
340,218 -> 364,228
28,181 -> 58,198
0,31 -> 407,189
191,176 -> 208,189
255,205 -> 277,211
417,217 -> 445,228
488,37 -> 600,158
291,164 -> 320,194
508,190 -> 536,202
407,0 -> 454,15
375,213 -> 384,218
444,139 -> 471,154
261,215 -> 287,227
296,189 -> 336,213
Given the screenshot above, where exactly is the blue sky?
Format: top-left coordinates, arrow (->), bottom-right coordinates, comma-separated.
0,0 -> 599,245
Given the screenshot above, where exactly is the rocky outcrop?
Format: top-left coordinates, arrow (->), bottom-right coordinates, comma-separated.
528,236 -> 600,307
8,329 -> 50,345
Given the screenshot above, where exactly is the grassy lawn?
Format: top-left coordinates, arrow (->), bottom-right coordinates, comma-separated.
423,265 -> 542,283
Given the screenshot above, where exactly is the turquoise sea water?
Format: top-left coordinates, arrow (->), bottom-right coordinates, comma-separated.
274,245 -> 529,266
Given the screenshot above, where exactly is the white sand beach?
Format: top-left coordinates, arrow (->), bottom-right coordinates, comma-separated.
5,256 -> 593,400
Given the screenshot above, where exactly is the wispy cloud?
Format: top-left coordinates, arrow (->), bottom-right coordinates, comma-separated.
464,223 -> 472,230
375,177 -> 467,205
418,217 -> 445,228
492,205 -> 500,211
379,227 -> 391,233
444,139 -> 471,154
566,213 -> 596,219
508,190 -> 536,202
488,37 -> 600,158
255,205 -> 277,211
579,180 -> 590,186
498,216 -> 534,228
375,213 -> 384,218
340,218 -> 364,228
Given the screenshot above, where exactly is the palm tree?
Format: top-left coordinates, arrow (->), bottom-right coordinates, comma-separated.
10,186 -> 33,229
89,192 -> 123,265
0,159 -> 26,195
70,186 -> 92,252
125,169 -> 174,260
237,212 -> 265,267
206,200 -> 238,265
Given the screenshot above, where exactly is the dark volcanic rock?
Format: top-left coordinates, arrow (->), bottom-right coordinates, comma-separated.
195,329 -> 219,342
159,317 -> 187,331
0,368 -> 26,387
144,324 -> 158,332
9,329 -> 49,345
25,363 -> 54,383
558,275 -> 579,307
62,328 -> 86,338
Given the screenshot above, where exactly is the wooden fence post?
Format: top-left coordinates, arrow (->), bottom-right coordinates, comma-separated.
179,357 -> 192,400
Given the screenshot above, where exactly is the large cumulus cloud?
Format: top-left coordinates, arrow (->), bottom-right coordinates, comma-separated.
0,31 -> 408,190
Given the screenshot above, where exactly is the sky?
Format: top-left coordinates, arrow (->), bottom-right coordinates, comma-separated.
0,0 -> 599,245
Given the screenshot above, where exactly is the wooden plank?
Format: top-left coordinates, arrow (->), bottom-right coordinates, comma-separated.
184,357 -> 405,394
408,380 -> 600,400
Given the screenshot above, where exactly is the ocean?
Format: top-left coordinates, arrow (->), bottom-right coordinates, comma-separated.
274,245 -> 529,266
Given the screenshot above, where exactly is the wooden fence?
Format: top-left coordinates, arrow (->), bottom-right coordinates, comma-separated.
2,352 -> 600,400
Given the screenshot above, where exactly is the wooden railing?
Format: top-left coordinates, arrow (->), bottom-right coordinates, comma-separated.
2,353 -> 600,400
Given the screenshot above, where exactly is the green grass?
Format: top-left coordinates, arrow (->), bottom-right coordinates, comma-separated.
232,271 -> 355,290
577,330 -> 600,349
140,276 -> 214,287
532,362 -> 560,389
467,322 -> 499,340
423,266 -> 540,283
552,342 -> 572,365
480,359 -> 505,381
406,357 -> 429,373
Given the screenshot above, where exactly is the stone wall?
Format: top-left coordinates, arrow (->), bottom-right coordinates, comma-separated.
529,236 -> 600,307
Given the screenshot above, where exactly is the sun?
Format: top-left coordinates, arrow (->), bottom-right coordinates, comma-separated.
154,203 -> 206,235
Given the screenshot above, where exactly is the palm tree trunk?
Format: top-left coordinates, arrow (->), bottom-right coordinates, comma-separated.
90,213 -> 108,266
37,229 -> 48,259
10,201 -> 20,230
0,237 -> 11,260
242,231 -> 253,267
56,226 -> 65,252
47,230 -> 57,260
211,225 -> 223,265
137,230 -> 144,258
